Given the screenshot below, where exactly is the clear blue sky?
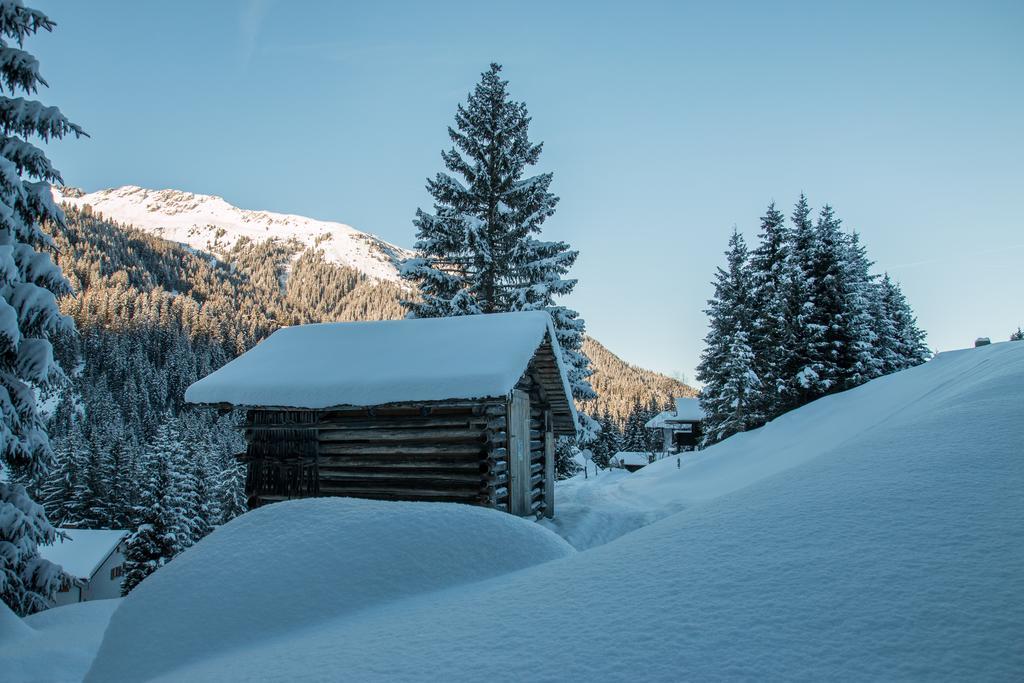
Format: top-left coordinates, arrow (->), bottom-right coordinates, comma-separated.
32,0 -> 1023,382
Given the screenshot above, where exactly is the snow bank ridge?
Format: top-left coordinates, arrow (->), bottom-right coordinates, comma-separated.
85,498 -> 574,683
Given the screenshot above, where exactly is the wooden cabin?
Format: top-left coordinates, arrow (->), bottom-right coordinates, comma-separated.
185,311 -> 576,519
645,397 -> 705,452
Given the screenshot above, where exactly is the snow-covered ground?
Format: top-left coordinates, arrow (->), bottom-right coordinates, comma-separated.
52,186 -> 412,282
6,341 -> 1023,681
1,599 -> 121,682
87,498 -> 573,682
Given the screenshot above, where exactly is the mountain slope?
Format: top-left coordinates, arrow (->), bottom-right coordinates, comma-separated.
53,185 -> 412,283
581,336 -> 695,421
50,196 -> 694,414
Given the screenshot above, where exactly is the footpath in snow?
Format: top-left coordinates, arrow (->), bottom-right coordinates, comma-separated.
4,341 -> 1022,681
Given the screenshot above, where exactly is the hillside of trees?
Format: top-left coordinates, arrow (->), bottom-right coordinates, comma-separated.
579,336 -> 694,423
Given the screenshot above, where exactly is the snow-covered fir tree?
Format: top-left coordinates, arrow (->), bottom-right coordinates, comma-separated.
0,0 -> 85,615
554,438 -> 583,479
589,407 -> 621,469
37,423 -> 81,525
645,395 -> 667,451
121,416 -> 194,594
798,205 -> 853,396
878,274 -> 930,370
869,273 -> 901,377
698,196 -> 929,445
696,229 -> 762,444
399,63 -> 596,471
747,202 -> 791,420
779,194 -> 819,411
620,396 -> 647,453
1011,327 -> 1023,342
840,231 -> 883,388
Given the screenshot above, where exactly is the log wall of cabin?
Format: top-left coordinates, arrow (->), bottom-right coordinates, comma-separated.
239,370 -> 558,517
243,401 -> 522,512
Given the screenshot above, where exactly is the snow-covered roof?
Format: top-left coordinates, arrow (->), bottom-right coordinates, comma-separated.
186,311 -> 577,434
39,529 -> 128,580
674,397 -> 704,420
645,397 -> 705,429
612,452 -> 654,467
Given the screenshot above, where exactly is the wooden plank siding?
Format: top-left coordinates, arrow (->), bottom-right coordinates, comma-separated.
235,340 -> 561,518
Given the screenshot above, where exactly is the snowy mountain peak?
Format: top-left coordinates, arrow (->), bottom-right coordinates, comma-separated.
52,185 -> 412,283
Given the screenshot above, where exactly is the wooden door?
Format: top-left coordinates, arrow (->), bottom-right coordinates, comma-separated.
509,390 -> 532,515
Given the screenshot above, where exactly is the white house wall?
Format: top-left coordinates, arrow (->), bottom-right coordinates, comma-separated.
48,541 -> 127,607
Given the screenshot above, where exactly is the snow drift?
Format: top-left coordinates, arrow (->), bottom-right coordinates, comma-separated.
85,498 -> 574,682
552,339 -> 1024,549
79,341 -> 1024,682
1,599 -> 120,682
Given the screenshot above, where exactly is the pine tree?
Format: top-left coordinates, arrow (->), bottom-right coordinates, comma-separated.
38,427 -> 79,525
841,231 -> 883,388
779,194 -> 818,410
589,407 -> 620,469
696,229 -> 762,444
399,62 -> 595,469
799,205 -> 851,396
181,418 -> 220,540
401,63 -> 560,316
699,196 -> 929,441
747,202 -> 790,421
620,396 -> 647,452
554,438 -> 582,479
879,274 -> 929,369
0,1 -> 85,615
869,274 -> 901,376
1011,327 -> 1023,342
121,417 -> 193,594
644,395 -> 663,451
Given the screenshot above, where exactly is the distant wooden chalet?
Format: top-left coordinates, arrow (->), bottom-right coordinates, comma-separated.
645,397 -> 705,452
39,529 -> 129,607
186,311 -> 576,519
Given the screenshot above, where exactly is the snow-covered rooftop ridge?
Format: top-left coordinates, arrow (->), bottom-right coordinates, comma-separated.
39,528 -> 128,580
52,185 -> 413,283
612,451 -> 656,466
674,397 -> 704,420
645,397 -> 705,429
185,311 -> 576,421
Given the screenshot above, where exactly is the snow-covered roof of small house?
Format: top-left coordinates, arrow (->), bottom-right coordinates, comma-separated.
645,397 -> 705,429
39,529 -> 128,580
612,451 -> 654,467
185,311 -> 577,434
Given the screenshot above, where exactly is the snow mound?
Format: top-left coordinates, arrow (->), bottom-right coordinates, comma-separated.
0,600 -> 31,641
86,498 -> 573,683
554,340 -> 1024,549
2,599 -> 120,682
145,341 -> 1022,680
52,185 -> 413,283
